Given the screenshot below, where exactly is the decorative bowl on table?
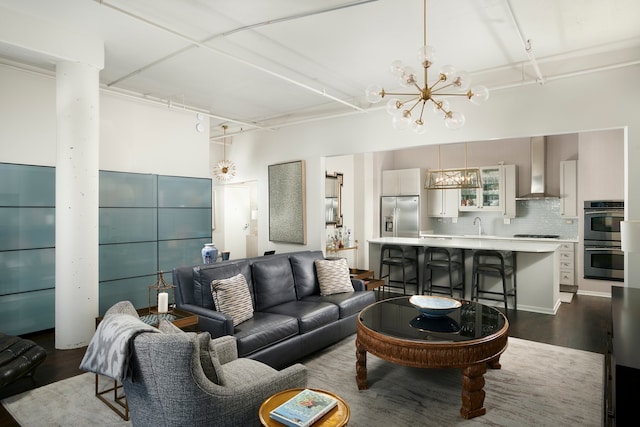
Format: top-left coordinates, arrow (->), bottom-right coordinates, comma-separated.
408,295 -> 462,318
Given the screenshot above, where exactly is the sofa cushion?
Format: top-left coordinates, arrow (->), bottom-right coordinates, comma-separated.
264,301 -> 339,334
211,273 -> 254,327
302,290 -> 376,318
193,263 -> 241,310
251,257 -> 297,311
233,312 -> 299,357
289,251 -> 324,298
314,258 -> 354,296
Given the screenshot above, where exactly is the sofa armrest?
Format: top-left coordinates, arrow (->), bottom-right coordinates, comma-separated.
351,278 -> 366,291
177,303 -> 234,337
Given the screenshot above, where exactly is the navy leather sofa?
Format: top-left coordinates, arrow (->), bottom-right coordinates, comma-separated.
173,250 -> 376,369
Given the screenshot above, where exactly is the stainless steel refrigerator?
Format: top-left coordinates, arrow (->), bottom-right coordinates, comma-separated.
380,196 -> 420,237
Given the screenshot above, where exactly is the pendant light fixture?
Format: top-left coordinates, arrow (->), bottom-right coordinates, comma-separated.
426,143 -> 482,189
213,125 -> 237,182
365,0 -> 489,133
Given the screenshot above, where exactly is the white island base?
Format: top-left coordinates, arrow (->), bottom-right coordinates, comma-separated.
369,237 -> 562,315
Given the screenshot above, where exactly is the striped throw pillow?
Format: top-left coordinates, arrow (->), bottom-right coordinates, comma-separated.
211,273 -> 254,326
314,258 -> 354,296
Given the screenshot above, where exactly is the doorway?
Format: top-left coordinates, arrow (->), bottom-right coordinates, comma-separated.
222,182 -> 258,259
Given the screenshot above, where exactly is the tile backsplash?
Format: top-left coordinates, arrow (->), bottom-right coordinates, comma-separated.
432,199 -> 579,239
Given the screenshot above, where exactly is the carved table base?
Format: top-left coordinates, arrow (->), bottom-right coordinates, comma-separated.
356,308 -> 508,419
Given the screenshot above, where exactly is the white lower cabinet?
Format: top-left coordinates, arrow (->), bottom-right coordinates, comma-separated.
559,243 -> 575,286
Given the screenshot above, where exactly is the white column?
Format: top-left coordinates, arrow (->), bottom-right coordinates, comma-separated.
55,61 -> 100,349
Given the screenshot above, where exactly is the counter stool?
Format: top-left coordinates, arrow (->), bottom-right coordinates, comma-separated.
422,247 -> 465,298
471,250 -> 517,315
379,245 -> 418,296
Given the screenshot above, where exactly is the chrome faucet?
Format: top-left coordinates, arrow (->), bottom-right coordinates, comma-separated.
473,217 -> 483,236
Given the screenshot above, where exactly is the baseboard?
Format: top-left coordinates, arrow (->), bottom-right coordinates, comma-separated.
577,289 -> 611,298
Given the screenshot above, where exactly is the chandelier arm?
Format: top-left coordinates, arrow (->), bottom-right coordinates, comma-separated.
383,91 -> 421,96
433,92 -> 470,97
417,100 -> 427,122
406,98 -> 424,113
428,76 -> 447,92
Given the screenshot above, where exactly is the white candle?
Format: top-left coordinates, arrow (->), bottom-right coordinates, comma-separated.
158,292 -> 169,314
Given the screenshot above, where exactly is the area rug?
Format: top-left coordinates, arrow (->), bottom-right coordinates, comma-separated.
560,291 -> 575,303
2,337 -> 602,427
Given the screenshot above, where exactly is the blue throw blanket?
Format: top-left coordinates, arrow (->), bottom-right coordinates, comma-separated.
80,314 -> 158,381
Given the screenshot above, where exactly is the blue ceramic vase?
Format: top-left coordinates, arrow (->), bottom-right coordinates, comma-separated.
201,243 -> 218,264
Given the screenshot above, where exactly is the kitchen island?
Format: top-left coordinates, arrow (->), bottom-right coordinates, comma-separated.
369,236 -> 563,314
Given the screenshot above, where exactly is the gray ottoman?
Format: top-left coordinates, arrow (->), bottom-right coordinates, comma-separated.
0,332 -> 47,389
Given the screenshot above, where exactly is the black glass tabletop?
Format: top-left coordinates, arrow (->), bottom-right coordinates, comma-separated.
359,296 -> 507,343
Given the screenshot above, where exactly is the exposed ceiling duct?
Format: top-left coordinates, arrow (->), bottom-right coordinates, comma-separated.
516,136 -> 559,200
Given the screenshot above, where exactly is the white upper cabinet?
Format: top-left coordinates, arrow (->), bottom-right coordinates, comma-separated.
427,189 -> 459,218
560,160 -> 578,218
459,165 -> 517,217
382,168 -> 423,196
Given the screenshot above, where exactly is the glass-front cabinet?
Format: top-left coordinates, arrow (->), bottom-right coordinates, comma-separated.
460,167 -> 500,210
459,165 -> 516,217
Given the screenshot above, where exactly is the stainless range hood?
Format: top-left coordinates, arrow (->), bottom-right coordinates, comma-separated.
516,136 -> 560,200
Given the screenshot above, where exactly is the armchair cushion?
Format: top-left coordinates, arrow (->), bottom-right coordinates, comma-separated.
158,321 -> 227,385
314,258 -> 354,296
211,273 -> 254,326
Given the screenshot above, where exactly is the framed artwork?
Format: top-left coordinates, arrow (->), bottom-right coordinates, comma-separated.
268,160 -> 306,244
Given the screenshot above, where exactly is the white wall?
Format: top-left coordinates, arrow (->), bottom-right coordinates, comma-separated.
229,65 -> 640,290
0,64 -> 211,176
100,93 -> 211,177
0,66 -> 57,165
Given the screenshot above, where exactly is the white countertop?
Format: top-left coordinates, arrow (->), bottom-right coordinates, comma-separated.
369,236 -> 562,253
419,233 -> 578,243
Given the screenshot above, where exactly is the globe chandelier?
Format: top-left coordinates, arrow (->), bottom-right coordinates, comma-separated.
213,125 -> 237,182
365,0 -> 489,134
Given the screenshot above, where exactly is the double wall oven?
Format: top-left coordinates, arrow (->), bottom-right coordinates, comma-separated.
583,200 -> 624,281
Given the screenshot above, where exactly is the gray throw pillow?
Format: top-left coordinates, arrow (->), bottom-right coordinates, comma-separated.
211,273 -> 254,326
314,258 -> 354,296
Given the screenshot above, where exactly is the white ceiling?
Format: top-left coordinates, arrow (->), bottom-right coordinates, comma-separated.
1,0 -> 639,139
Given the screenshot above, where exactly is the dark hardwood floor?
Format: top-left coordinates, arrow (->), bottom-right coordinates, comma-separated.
0,293 -> 611,426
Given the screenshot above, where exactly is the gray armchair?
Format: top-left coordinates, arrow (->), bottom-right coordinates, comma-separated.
122,328 -> 307,427
84,301 -> 307,427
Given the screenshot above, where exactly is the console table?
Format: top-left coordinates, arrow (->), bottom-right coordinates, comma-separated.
606,286 -> 640,425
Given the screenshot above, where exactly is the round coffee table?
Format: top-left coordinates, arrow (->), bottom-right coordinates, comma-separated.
356,296 -> 509,419
258,388 -> 350,426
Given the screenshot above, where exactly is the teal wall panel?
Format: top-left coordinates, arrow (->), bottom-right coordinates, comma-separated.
158,208 -> 211,240
0,289 -> 55,336
99,170 -> 156,207
99,208 -> 157,244
0,163 -> 55,206
0,164 -> 213,333
0,163 -> 55,334
0,248 -> 55,295
99,275 -> 156,315
99,242 -> 157,282
158,175 -> 211,207
99,172 -> 212,313
0,207 -> 55,250
159,237 -> 210,274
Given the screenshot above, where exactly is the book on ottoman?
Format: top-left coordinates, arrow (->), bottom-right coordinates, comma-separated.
269,389 -> 338,427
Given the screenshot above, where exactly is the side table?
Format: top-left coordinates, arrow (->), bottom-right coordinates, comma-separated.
94,306 -> 199,421
350,268 -> 385,298
259,388 -> 350,427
